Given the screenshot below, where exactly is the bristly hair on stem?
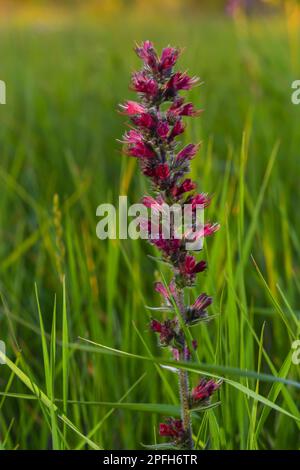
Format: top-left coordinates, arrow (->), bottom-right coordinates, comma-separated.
119,40 -> 221,450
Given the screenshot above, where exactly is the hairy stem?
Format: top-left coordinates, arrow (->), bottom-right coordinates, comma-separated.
176,288 -> 194,449
178,365 -> 193,449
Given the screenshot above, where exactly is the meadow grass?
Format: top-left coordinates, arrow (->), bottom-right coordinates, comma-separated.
0,12 -> 300,449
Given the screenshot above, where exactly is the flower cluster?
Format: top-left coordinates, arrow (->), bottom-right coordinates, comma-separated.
159,418 -> 186,446
186,292 -> 212,324
150,318 -> 179,347
190,378 -> 222,408
120,41 -> 220,450
159,418 -> 187,447
158,379 -> 221,447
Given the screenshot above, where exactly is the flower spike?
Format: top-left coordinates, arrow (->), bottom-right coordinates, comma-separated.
119,41 -> 220,450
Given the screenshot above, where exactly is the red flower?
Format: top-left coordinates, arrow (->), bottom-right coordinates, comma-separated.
192,293 -> 212,311
166,72 -> 199,93
155,281 -> 176,304
135,40 -> 158,71
150,319 -> 163,333
169,99 -> 202,117
186,293 -> 212,324
189,193 -> 211,208
168,96 -> 184,114
155,163 -> 170,181
193,260 -> 207,273
156,120 -> 170,139
159,46 -> 180,71
204,223 -> 220,237
150,319 -> 176,346
171,179 -> 197,198
159,418 -> 185,440
176,143 -> 200,162
152,237 -> 181,256
140,159 -> 156,177
120,100 -> 146,115
182,179 -> 196,192
169,119 -> 185,140
191,378 -> 221,403
127,142 -> 155,158
131,71 -> 158,96
142,195 -> 164,213
177,103 -> 202,117
154,282 -> 169,300
123,129 -> 144,144
182,255 -> 207,275
140,216 -> 182,256
132,112 -> 156,129
182,255 -> 196,275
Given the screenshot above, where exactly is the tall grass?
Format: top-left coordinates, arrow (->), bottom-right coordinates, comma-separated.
0,12 -> 300,449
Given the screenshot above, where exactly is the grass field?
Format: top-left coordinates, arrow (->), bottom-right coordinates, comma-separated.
0,8 -> 300,450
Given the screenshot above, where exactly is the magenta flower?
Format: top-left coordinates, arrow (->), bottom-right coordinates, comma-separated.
135,40 -> 158,71
156,120 -> 170,139
126,141 -> 155,159
159,46 -> 181,71
120,41 -> 220,449
155,281 -> 176,303
154,163 -> 170,181
182,255 -> 205,275
192,293 -> 212,311
180,178 -> 197,192
122,129 -> 144,144
120,100 -> 146,115
171,178 -> 197,199
178,255 -> 207,286
188,192 -> 211,209
204,222 -> 220,237
155,282 -> 170,301
150,318 -> 177,347
159,418 -> 185,442
151,237 -> 181,256
169,98 -> 202,117
142,196 -> 164,212
186,293 -> 212,324
169,119 -> 185,140
131,71 -> 158,97
176,143 -> 200,162
191,378 -> 221,406
166,72 -> 199,94
132,112 -> 156,129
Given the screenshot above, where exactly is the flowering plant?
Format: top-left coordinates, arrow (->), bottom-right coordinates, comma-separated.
120,40 -> 221,450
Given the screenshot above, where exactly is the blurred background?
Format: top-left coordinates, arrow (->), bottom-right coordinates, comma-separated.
0,0 -> 300,451
0,0 -> 285,22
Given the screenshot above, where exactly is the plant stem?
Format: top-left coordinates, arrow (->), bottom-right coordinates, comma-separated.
176,288 -> 194,450
178,365 -> 193,449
